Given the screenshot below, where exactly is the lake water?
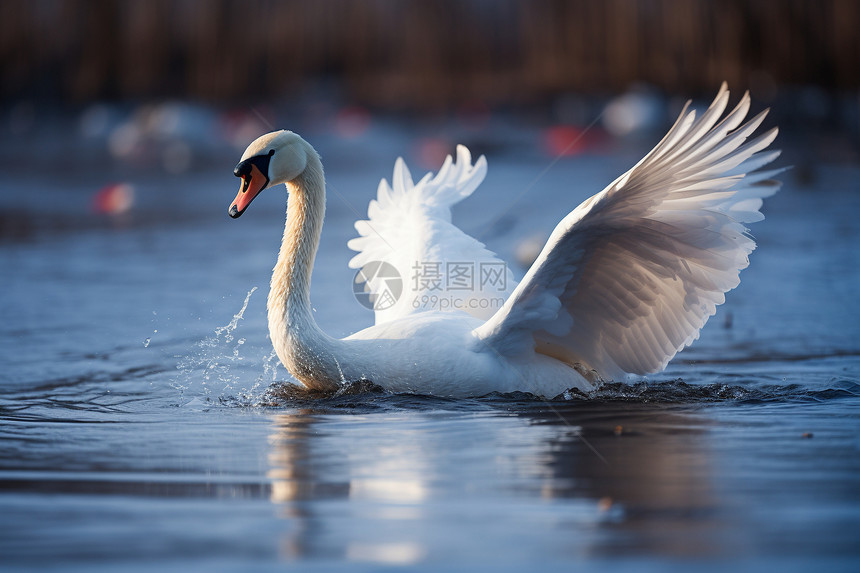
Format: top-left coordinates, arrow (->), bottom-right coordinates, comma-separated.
1,113 -> 859,572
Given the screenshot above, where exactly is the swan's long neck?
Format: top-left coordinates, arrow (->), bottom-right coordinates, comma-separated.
267,151 -> 343,390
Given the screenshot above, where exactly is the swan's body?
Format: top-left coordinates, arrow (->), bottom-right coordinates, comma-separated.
229,84 -> 781,398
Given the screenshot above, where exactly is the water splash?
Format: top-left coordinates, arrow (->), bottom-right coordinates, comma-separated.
143,329 -> 157,348
229,348 -> 284,407
214,288 -> 256,343
174,287 -> 279,404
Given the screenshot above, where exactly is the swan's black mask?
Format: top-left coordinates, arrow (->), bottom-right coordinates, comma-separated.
230,149 -> 275,218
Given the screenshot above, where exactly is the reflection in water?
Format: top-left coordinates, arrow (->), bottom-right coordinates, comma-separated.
268,411 -> 332,504
522,402 -> 730,559
266,410 -> 347,561
267,408 -> 432,564
266,400 -> 725,563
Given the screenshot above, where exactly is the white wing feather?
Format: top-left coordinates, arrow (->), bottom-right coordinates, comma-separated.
474,83 -> 783,379
348,146 -> 516,325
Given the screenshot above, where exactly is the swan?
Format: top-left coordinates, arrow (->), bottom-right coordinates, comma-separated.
228,84 -> 781,398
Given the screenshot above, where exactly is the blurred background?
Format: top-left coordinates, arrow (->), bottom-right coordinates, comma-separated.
1,0 -> 857,186
3,0 -> 859,105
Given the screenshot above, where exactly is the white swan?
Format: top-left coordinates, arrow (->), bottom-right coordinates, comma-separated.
228,84 -> 781,398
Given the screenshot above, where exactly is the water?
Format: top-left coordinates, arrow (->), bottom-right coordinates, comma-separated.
1,119 -> 859,572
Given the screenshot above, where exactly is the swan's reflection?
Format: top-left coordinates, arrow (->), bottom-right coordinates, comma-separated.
266,400 -> 722,563
513,401 -> 729,558
267,407 -> 432,564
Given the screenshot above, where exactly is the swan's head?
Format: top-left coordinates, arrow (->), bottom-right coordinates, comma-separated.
229,130 -> 311,218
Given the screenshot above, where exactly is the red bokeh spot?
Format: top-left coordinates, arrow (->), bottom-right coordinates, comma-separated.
415,137 -> 452,170
543,125 -> 587,157
334,106 -> 372,139
92,183 -> 135,215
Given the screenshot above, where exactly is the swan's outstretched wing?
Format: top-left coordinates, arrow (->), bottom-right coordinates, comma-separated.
474,84 -> 782,379
348,146 -> 516,325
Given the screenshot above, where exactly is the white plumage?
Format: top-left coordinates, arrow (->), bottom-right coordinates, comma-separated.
474,83 -> 782,379
347,146 -> 515,323
229,83 -> 781,397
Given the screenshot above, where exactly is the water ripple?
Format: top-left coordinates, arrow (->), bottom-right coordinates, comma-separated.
255,377 -> 860,412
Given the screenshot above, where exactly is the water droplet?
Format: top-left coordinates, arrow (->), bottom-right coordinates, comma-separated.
143,337 -> 151,347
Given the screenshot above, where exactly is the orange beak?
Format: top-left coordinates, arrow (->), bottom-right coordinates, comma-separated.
229,163 -> 268,218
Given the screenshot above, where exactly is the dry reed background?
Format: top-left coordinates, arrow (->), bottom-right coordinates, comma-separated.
1,0 -> 858,110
